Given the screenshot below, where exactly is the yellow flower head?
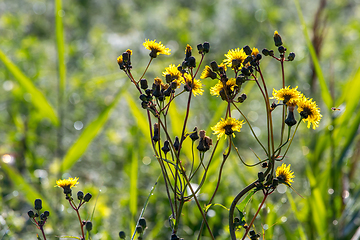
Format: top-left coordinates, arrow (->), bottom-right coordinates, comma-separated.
276,163 -> 295,186
211,117 -> 244,139
297,96 -> 322,129
185,44 -> 192,54
200,66 -> 217,79
210,78 -> 237,97
56,177 -> 79,194
251,47 -> 259,56
162,64 -> 184,87
117,55 -> 123,65
272,86 -> 302,106
223,48 -> 247,69
143,39 -> 171,58
184,73 -> 203,96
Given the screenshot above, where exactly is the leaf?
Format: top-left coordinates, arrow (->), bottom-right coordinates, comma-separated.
60,86 -> 126,172
293,0 -> 332,109
237,190 -> 255,212
0,49 -> 58,125
124,93 -> 149,139
204,203 -> 229,212
55,0 -> 66,104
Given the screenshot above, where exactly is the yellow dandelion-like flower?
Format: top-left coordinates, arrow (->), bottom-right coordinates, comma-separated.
276,163 -> 295,186
272,86 -> 302,106
143,39 -> 171,58
210,78 -> 237,96
223,48 -> 247,69
117,55 -> 123,65
251,47 -> 259,56
200,66 -> 217,79
211,117 -> 244,139
56,177 -> 79,194
184,73 -> 204,96
185,44 -> 192,54
297,96 -> 322,129
162,64 -> 184,86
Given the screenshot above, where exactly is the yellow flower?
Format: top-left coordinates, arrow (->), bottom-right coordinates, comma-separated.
143,39 -> 171,58
251,47 -> 259,56
297,96 -> 322,129
200,66 -> 217,79
223,48 -> 247,69
276,163 -> 295,186
272,86 -> 302,106
162,64 -> 184,86
117,55 -> 123,65
185,44 -> 192,54
56,177 -> 79,194
211,117 -> 244,139
210,78 -> 237,97
184,73 -> 204,96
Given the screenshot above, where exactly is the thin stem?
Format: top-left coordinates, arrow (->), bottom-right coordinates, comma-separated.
39,225 -> 47,240
139,58 -> 153,81
241,190 -> 269,240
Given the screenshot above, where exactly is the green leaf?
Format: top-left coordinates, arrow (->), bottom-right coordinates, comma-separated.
60,86 -> 126,172
293,0 -> 332,109
0,162 -> 52,212
0,49 -> 58,125
55,0 -> 66,105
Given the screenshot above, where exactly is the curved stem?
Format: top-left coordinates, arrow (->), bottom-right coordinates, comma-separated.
229,181 -> 257,240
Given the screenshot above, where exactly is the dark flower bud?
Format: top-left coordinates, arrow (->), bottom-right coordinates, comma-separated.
161,140 -> 171,154
170,81 -> 178,90
174,136 -> 180,151
243,55 -> 252,65
34,199 -> 42,211
300,110 -> 309,119
236,75 -> 246,86
234,217 -> 240,224
287,52 -> 295,61
165,74 -> 172,83
86,221 -> 93,231
28,210 -> 35,218
149,49 -> 158,58
163,87 -> 172,97
171,234 -> 180,240
139,218 -> 147,229
272,178 -> 279,187
189,127 -> 199,141
262,48 -> 270,56
285,110 -> 297,127
119,231 -> 126,239
241,67 -> 250,76
197,43 -> 204,53
210,61 -> 219,72
136,225 -> 143,234
40,213 -> 46,220
140,79 -> 148,89
273,31 -> 283,47
238,93 -> 247,103
145,89 -> 152,96
243,45 -> 252,55
256,54 -> 262,61
278,46 -> 286,53
188,56 -> 196,68
152,84 -> 162,98
141,101 -> 148,109
262,162 -> 268,168
258,172 -> 265,182
84,193 -> 92,202
152,123 -> 160,142
250,230 -> 256,236
232,59 -> 240,69
269,50 -> 274,56
77,191 -> 84,200
43,211 -> 49,217
139,94 -> 147,102
122,52 -> 129,62
184,84 -> 191,92
203,42 -> 210,53
271,102 -> 277,110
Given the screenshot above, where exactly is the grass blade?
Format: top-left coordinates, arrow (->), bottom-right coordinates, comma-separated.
55,0 -> 66,97
293,0 -> 332,109
0,49 -> 58,125
60,86 -> 126,172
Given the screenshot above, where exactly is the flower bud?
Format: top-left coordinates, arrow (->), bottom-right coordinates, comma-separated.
174,136 -> 180,151
203,42 -> 210,53
258,172 -> 265,182
262,48 -> 270,56
28,210 -> 35,218
278,46 -> 286,53
119,231 -> 126,239
287,52 -> 295,61
77,191 -> 84,200
140,79 -> 148,89
210,61 -> 219,72
84,193 -> 92,202
188,56 -> 196,68
285,110 -> 297,127
136,225 -> 143,234
165,74 -> 172,83
43,211 -> 50,217
139,217 -> 147,229
161,140 -> 170,154
152,123 -> 160,142
34,199 -> 42,211
197,43 -> 204,54
243,45 -> 252,55
189,127 -> 199,141
86,221 -> 93,231
238,93 -> 247,103
273,31 -> 283,47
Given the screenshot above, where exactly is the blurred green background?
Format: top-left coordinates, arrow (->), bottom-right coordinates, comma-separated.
1,0 -> 360,239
